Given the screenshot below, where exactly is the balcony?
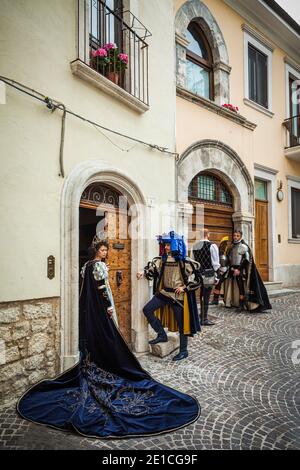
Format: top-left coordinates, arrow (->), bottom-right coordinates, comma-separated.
71,0 -> 151,113
283,114 -> 300,161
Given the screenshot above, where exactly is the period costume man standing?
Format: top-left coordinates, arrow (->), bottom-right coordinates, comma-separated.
211,236 -> 229,306
137,231 -> 201,361
223,230 -> 272,312
192,229 -> 220,326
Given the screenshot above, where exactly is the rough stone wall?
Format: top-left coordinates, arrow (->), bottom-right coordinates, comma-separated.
0,297 -> 60,408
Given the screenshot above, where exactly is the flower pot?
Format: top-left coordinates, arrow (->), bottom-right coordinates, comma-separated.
106,71 -> 119,85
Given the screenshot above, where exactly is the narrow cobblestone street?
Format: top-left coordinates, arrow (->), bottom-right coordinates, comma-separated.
1,293 -> 300,450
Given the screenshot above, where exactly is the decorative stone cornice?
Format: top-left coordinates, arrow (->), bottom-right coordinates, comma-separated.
213,61 -> 232,74
175,32 -> 190,48
242,23 -> 274,52
177,86 -> 257,131
284,56 -> 300,74
254,163 -> 278,175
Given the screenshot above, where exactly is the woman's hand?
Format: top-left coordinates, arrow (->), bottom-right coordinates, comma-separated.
175,286 -> 185,294
107,307 -> 114,317
136,271 -> 144,280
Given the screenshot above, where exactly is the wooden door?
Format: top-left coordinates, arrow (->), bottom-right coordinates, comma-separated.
188,200 -> 234,248
79,183 -> 132,347
105,210 -> 131,346
255,199 -> 269,281
188,172 -> 234,251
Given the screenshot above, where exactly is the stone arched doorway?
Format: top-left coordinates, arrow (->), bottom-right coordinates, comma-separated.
60,161 -> 149,371
79,182 -> 132,346
176,140 -> 254,250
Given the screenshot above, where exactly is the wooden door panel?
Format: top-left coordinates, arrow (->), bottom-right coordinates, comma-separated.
114,300 -> 131,344
189,200 -> 234,248
255,200 -> 269,281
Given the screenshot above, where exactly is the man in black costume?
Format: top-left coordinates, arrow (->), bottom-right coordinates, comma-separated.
223,230 -> 272,312
137,231 -> 201,361
192,228 -> 220,326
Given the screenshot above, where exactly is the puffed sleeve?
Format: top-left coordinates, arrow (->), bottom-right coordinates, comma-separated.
184,258 -> 201,291
144,257 -> 162,280
92,262 -> 112,309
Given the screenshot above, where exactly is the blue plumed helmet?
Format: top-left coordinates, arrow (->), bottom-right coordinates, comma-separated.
157,230 -> 187,261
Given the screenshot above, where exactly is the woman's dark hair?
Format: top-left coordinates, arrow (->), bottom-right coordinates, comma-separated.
87,239 -> 109,261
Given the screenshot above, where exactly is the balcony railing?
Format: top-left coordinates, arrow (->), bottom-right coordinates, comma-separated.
77,0 -> 151,106
283,114 -> 300,149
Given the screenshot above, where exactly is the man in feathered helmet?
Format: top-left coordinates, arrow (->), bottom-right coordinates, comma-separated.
137,231 -> 201,361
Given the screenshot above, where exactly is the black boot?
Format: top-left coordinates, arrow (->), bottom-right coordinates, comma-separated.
148,318 -> 168,344
236,299 -> 245,313
210,294 -> 219,305
172,334 -> 188,361
201,306 -> 215,326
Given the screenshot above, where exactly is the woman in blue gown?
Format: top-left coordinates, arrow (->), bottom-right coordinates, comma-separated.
17,237 -> 200,438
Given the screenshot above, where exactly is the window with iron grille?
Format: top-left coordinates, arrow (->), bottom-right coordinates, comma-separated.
188,173 -> 233,206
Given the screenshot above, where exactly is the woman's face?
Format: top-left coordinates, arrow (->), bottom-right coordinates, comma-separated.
97,245 -> 108,260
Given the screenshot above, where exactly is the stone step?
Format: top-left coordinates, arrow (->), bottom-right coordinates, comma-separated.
149,331 -> 179,358
268,288 -> 300,298
264,281 -> 283,292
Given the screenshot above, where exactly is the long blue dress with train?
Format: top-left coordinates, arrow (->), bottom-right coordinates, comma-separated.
17,260 -> 200,438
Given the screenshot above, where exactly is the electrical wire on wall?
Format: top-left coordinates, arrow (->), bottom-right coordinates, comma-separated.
0,76 -> 179,178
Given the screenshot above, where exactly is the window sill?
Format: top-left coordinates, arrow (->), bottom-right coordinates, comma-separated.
243,98 -> 274,118
70,59 -> 149,114
177,86 -> 256,131
288,238 -> 300,244
284,145 -> 300,162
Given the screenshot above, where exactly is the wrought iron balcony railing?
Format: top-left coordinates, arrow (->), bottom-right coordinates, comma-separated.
283,114 -> 300,148
77,0 -> 151,106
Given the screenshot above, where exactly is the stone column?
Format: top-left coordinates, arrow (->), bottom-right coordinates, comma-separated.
213,61 -> 231,105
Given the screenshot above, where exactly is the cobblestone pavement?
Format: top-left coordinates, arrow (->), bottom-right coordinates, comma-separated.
1,293 -> 300,450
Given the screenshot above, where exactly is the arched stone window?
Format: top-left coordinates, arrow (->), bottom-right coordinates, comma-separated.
188,172 -> 233,206
186,21 -> 214,99
175,0 -> 231,105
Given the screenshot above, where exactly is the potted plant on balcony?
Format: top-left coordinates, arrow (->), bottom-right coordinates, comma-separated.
90,47 -> 110,75
103,42 -> 129,85
222,103 -> 239,113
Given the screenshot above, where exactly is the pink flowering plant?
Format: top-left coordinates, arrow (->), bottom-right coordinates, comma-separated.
91,42 -> 128,72
90,47 -> 110,70
103,42 -> 129,72
222,103 -> 239,113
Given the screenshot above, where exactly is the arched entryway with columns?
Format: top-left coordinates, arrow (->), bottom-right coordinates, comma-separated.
60,161 -> 149,371
176,140 -> 255,250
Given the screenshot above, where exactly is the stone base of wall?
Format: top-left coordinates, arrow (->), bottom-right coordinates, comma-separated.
274,264 -> 300,287
0,297 -> 60,409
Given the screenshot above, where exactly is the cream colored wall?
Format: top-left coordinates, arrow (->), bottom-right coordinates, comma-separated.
0,0 -> 176,302
175,0 -> 300,270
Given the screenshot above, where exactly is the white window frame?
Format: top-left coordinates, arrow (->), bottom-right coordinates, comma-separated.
287,176 -> 300,243
285,62 -> 300,119
244,31 -> 273,112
